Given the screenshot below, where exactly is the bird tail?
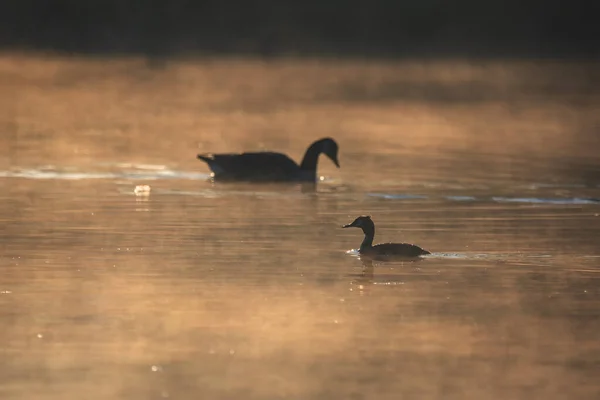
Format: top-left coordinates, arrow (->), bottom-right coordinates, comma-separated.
197,154 -> 213,163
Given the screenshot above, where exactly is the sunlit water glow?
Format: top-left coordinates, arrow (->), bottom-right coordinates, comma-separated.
1,54 -> 599,400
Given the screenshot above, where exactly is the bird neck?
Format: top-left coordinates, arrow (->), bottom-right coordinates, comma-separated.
299,141 -> 322,171
359,225 -> 375,251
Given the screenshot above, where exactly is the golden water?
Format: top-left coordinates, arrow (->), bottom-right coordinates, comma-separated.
1,54 -> 599,399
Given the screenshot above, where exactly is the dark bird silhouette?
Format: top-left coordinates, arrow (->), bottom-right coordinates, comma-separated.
343,215 -> 430,258
197,137 -> 340,182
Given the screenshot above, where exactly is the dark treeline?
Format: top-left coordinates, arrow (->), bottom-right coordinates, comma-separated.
0,0 -> 598,58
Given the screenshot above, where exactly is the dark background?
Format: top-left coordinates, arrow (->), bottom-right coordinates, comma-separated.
0,0 -> 598,58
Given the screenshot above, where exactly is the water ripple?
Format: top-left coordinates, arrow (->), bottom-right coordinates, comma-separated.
367,193 -> 428,200
492,196 -> 599,205
0,166 -> 211,181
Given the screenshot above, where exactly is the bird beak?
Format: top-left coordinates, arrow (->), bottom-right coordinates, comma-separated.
334,158 -> 340,168
342,223 -> 352,228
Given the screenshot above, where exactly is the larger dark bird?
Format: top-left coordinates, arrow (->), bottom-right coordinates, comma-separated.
197,137 -> 339,182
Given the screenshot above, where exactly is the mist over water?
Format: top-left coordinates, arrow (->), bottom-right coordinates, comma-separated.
1,54 -> 599,400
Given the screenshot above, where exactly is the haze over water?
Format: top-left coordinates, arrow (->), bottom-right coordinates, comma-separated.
1,54 -> 599,400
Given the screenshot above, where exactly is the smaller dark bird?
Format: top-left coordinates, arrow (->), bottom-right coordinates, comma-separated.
197,137 -> 340,182
343,215 -> 430,258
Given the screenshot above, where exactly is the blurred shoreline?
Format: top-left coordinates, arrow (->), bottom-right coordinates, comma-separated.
0,1 -> 598,59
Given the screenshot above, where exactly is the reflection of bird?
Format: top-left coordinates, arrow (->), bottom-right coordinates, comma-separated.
197,138 -> 340,182
343,216 -> 430,258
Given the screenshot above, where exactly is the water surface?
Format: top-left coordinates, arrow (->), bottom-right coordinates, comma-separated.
1,54 -> 599,400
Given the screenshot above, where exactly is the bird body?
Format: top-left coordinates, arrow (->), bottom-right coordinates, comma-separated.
197,138 -> 339,182
343,216 -> 430,258
359,242 -> 431,258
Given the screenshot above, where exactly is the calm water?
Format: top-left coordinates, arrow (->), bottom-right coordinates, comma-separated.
1,54 -> 599,400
